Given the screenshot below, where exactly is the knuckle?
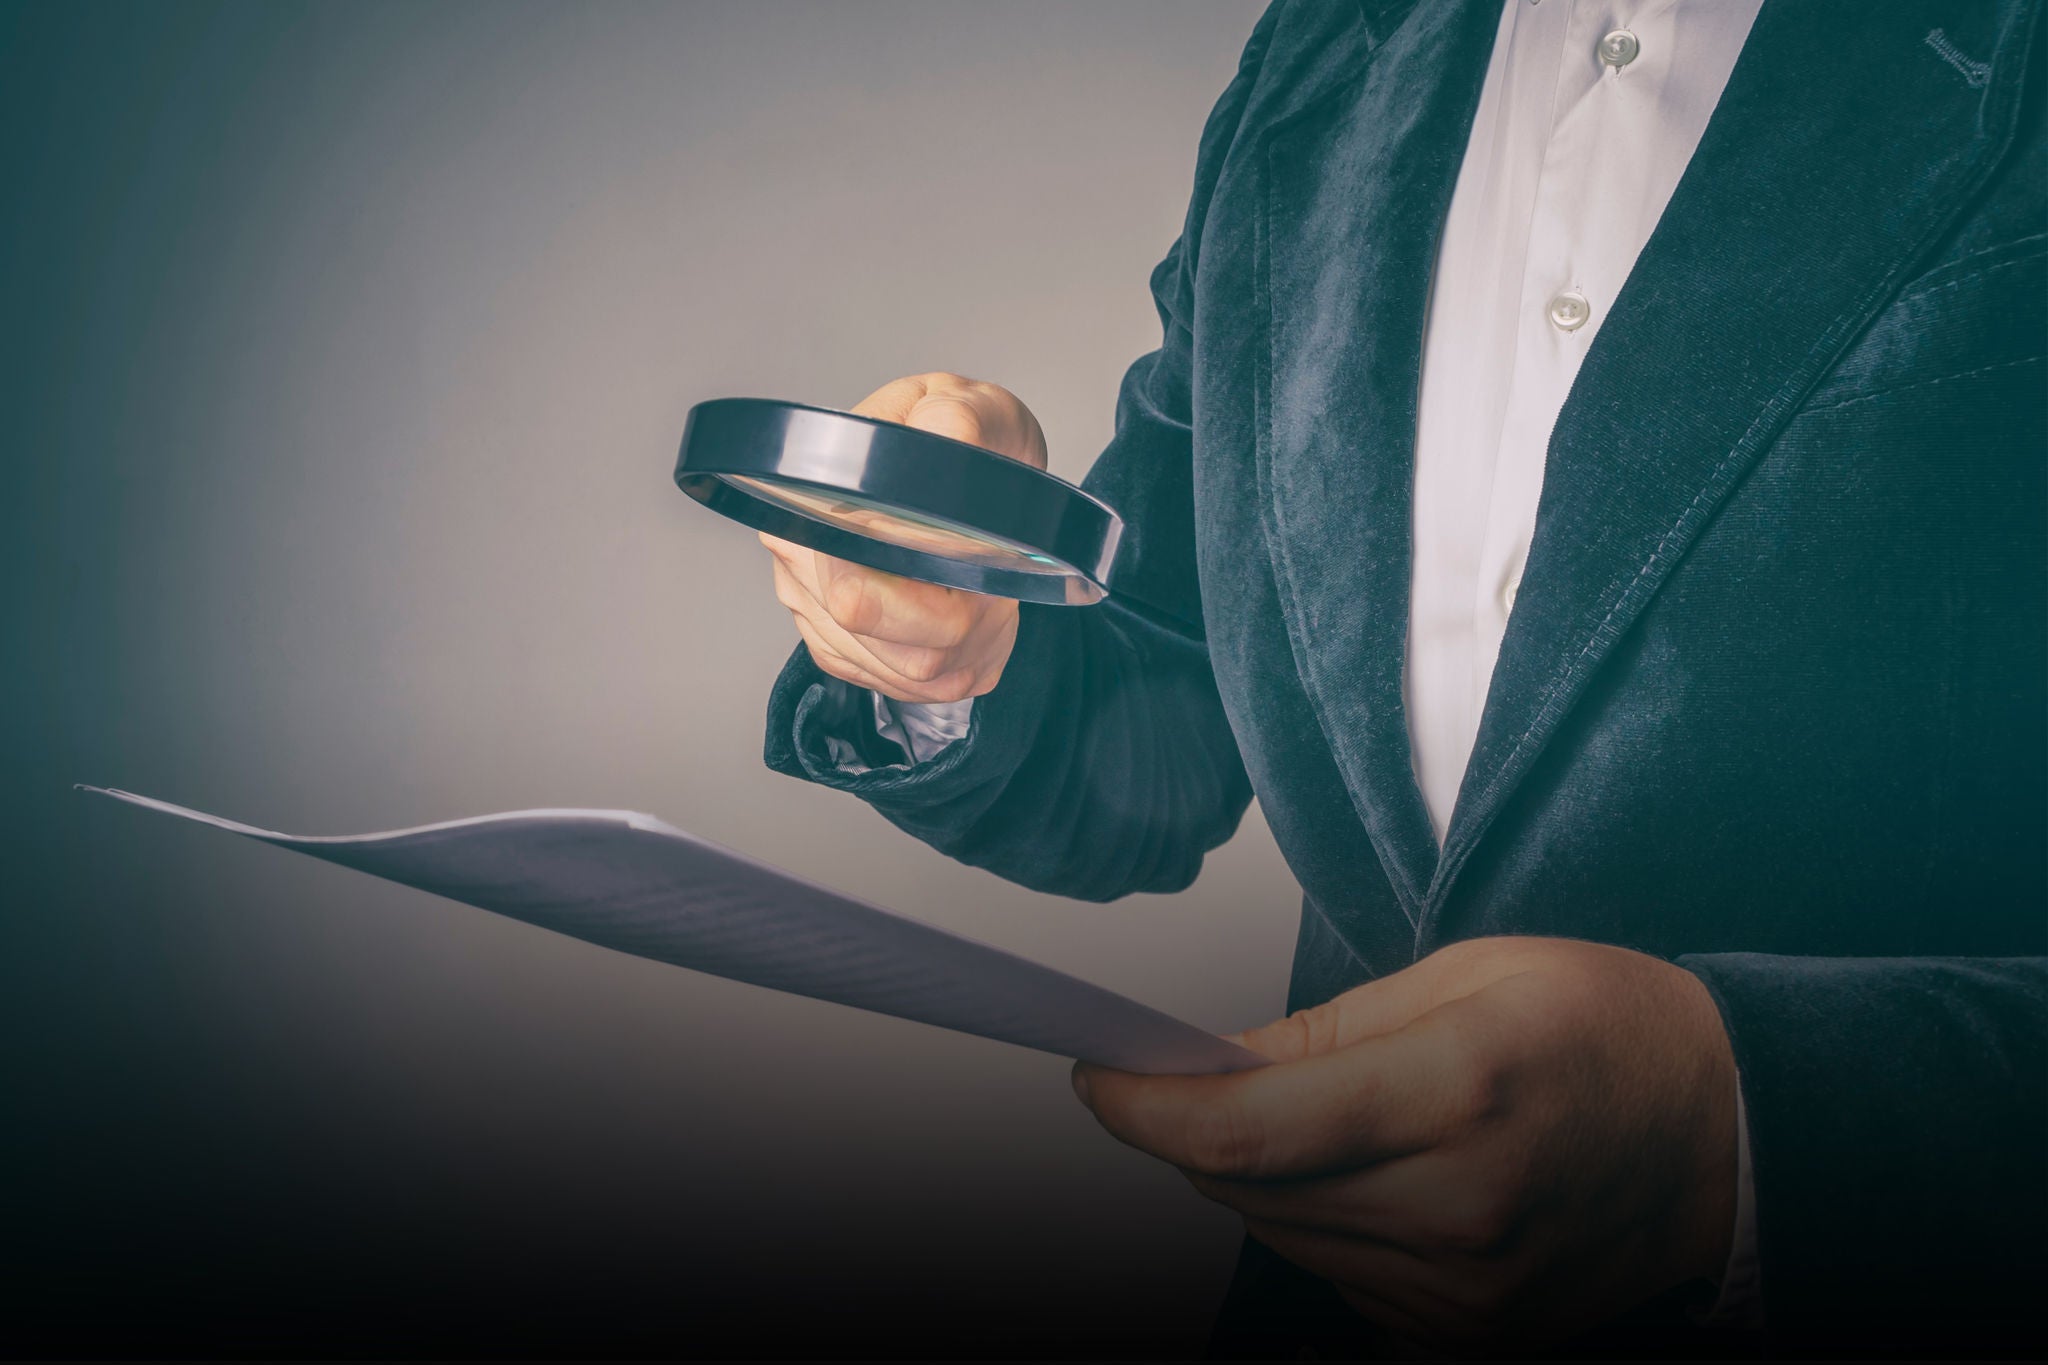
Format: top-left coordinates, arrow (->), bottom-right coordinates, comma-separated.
921,673 -> 976,704
1260,1011 -> 1318,1062
1184,1100 -> 1264,1178
1299,1003 -> 1345,1056
858,374 -> 936,415
1438,1020 -> 1515,1126
1435,1179 -> 1529,1258
823,572 -> 879,632
931,607 -> 975,650
1445,1057 -> 1507,1129
910,391 -> 986,437
893,647 -> 951,684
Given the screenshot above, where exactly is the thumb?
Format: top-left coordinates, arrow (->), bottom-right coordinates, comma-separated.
852,373 -> 1047,469
1230,940 -> 1525,1064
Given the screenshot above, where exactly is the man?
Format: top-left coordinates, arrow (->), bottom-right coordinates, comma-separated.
757,0 -> 2045,1354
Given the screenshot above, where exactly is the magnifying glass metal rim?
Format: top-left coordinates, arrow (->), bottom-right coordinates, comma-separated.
674,397 -> 1123,605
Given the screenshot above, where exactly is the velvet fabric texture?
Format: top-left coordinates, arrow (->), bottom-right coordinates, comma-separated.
766,0 -> 2046,1352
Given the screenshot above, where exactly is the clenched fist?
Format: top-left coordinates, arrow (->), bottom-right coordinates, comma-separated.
762,373 -> 1046,704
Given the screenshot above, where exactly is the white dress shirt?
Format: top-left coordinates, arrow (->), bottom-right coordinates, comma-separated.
1408,0 -> 1762,844
845,0 -> 1766,1325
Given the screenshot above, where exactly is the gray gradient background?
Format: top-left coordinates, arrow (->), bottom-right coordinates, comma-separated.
2,1 -> 1298,1356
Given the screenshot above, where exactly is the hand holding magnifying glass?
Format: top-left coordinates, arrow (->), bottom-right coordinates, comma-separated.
752,373 -> 1052,706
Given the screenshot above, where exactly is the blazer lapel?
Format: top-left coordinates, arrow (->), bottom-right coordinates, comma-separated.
1258,0 -> 1504,925
1424,0 -> 2042,929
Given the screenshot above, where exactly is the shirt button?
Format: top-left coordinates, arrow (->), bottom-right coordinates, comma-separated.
1599,29 -> 1640,68
1502,576 -> 1520,613
1548,290 -> 1591,331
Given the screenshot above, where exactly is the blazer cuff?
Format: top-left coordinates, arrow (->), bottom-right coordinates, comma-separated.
763,602 -> 1071,812
1675,951 -> 2048,1344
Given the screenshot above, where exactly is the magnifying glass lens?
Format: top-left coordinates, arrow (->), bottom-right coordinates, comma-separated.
720,474 -> 1072,575
675,399 -> 1122,605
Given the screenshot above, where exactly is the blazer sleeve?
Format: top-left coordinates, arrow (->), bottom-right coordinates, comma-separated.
1676,952 -> 2048,1345
761,5 -> 1283,902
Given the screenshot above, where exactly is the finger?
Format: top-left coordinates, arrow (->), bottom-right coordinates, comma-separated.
773,559 -> 977,700
852,374 -> 1047,469
1076,1002 -> 1491,1180
788,613 -> 891,693
1231,942 -> 1531,1065
772,558 -> 979,702
847,374 -> 937,425
811,553 -> 992,654
764,533 -> 962,646
1185,1151 -> 1483,1251
898,389 -> 1021,455
767,538 -> 992,669
772,558 -> 895,685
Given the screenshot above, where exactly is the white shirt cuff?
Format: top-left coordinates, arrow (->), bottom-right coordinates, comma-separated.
1699,1079 -> 1763,1329
821,691 -> 973,773
873,692 -> 972,763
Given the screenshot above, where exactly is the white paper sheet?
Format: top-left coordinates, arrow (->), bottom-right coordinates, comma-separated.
79,787 -> 1263,1076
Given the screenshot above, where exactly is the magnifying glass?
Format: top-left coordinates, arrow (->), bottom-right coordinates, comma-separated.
674,398 -> 1123,606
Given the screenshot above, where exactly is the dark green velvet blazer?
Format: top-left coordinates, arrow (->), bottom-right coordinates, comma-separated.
768,0 -> 2046,1350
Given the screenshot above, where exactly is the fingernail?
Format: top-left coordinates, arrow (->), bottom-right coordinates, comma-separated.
1070,1067 -> 1091,1106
